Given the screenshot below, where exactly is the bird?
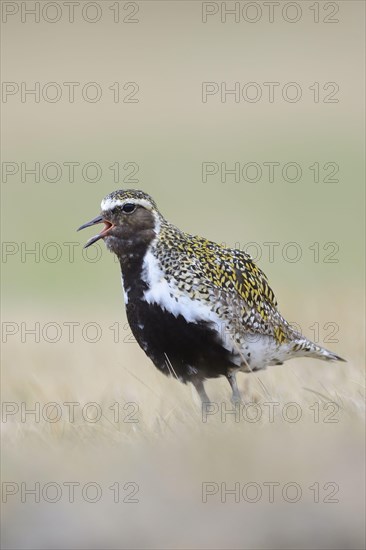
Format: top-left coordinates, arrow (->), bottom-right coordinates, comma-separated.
78,189 -> 345,404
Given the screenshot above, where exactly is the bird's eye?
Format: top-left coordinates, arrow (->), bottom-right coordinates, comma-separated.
122,203 -> 136,214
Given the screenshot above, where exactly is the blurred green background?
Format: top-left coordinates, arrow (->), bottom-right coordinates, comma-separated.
1,2 -> 364,316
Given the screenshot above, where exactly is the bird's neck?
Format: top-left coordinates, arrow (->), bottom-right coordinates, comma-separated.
116,234 -> 156,300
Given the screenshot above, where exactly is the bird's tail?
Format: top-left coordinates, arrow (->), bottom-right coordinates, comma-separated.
291,338 -> 346,362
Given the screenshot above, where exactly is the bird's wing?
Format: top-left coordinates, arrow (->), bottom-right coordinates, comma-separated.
184,236 -> 291,344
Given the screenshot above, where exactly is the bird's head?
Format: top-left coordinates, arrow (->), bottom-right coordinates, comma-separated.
77,189 -> 164,255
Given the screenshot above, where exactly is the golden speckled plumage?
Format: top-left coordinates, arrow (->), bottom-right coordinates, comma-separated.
153,222 -> 291,346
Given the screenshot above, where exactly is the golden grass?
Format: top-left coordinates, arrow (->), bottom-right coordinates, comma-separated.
2,295 -> 365,549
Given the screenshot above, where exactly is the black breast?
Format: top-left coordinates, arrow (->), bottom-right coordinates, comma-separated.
126,299 -> 237,383
118,245 -> 237,383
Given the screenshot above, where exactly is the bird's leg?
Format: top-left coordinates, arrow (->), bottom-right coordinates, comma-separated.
192,379 -> 211,405
226,371 -> 242,404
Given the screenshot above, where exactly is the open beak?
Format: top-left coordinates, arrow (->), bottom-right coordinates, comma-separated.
77,215 -> 114,248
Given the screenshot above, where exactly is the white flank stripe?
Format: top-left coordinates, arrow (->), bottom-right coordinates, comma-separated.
141,249 -> 241,365
142,250 -> 219,325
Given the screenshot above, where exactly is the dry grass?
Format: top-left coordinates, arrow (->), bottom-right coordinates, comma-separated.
2,296 -> 365,549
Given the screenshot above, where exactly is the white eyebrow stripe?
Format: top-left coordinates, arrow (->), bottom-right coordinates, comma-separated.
100,197 -> 154,211
100,197 -> 123,210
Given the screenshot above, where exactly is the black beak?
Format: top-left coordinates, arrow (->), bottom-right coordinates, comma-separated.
77,215 -> 104,232
77,215 -> 113,248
